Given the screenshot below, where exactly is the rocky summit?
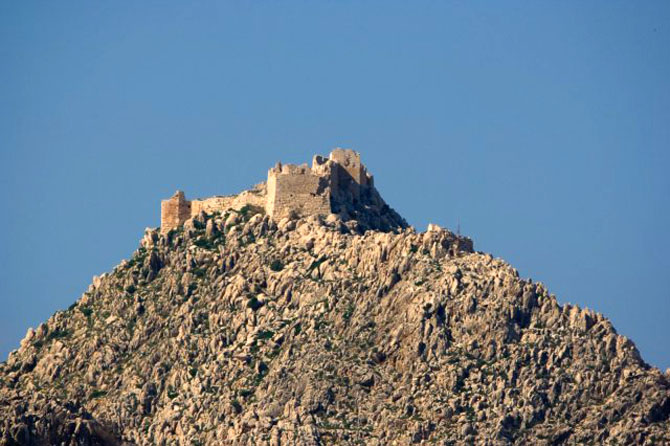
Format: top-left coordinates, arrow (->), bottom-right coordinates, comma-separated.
1,152 -> 669,446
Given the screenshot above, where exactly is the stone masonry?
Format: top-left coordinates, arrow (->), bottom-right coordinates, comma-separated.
265,162 -> 330,221
160,191 -> 191,234
160,149 -> 407,234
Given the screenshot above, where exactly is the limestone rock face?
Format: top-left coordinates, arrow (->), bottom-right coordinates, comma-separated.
1,207 -> 669,445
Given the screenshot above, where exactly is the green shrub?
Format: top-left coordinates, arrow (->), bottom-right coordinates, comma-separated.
257,330 -> 274,341
269,259 -> 284,272
192,267 -> 207,278
193,238 -> 213,249
46,329 -> 70,342
343,303 -> 355,322
239,389 -> 253,398
239,205 -> 251,218
90,389 -> 107,399
231,399 -> 242,413
246,296 -> 264,312
79,307 -> 93,318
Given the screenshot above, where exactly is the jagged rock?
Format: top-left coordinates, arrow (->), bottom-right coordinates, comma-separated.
1,157 -> 668,445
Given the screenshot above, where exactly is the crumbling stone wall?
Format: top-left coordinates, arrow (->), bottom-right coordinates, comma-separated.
161,187 -> 267,234
191,189 -> 265,216
160,191 -> 192,234
328,148 -> 373,202
330,148 -> 372,186
160,148 -> 405,232
190,197 -> 234,215
265,163 -> 331,220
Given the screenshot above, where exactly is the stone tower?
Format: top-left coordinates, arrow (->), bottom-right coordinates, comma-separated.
265,162 -> 331,221
160,191 -> 192,234
328,148 -> 373,202
329,148 -> 371,187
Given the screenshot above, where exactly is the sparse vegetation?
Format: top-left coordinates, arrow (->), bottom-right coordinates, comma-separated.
79,306 -> 93,318
90,389 -> 107,399
343,303 -> 355,322
257,330 -> 274,340
269,259 -> 284,272
1,177 -> 666,446
246,296 -> 263,312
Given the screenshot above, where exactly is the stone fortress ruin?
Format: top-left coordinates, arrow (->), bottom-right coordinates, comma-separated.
160,148 -> 407,234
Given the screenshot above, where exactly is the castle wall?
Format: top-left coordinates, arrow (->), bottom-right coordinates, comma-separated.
161,187 -> 268,234
329,148 -> 369,186
160,191 -> 192,234
159,149 -> 380,231
265,163 -> 331,220
191,190 -> 266,216
191,197 -> 235,215
232,190 -> 267,211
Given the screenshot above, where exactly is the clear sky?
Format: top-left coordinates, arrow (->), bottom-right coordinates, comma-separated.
1,2 -> 668,370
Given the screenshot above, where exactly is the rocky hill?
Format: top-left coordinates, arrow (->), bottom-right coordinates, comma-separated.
1,179 -> 670,445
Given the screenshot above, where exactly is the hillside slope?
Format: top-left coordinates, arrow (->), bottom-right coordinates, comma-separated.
1,209 -> 669,445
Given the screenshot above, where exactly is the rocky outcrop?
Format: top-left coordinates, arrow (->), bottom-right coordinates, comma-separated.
1,208 -> 668,445
0,399 -> 118,446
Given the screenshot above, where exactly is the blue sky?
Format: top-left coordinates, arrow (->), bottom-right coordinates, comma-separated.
1,1 -> 668,370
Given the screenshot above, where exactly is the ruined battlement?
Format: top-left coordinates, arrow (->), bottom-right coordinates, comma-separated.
265,161 -> 330,221
160,187 -> 265,235
329,148 -> 372,187
160,148 -> 407,234
268,162 -> 311,176
160,191 -> 191,234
